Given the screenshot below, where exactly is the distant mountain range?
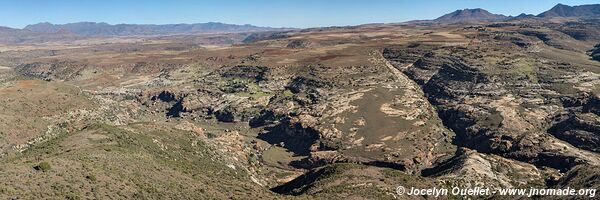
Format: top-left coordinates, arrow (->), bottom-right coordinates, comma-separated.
23,22 -> 290,36
428,3 -> 600,24
538,3 -> 600,18
0,26 -> 77,44
1,3 -> 600,44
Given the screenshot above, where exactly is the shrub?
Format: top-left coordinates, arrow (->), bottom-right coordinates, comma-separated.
33,162 -> 52,172
86,175 -> 97,182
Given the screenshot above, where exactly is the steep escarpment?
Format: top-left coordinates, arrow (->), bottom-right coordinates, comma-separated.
554,164 -> 600,189
591,43 -> 600,61
422,148 -> 553,189
549,93 -> 600,152
549,113 -> 600,152
551,20 -> 600,42
271,163 -> 439,199
383,27 -> 600,174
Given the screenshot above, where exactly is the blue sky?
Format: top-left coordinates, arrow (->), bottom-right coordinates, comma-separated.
0,0 -> 598,28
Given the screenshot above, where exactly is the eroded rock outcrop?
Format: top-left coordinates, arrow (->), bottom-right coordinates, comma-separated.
383,42 -> 600,173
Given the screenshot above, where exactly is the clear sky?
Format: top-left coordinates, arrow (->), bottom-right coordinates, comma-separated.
0,0 -> 598,29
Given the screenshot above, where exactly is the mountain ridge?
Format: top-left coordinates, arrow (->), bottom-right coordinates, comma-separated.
537,3 -> 600,18
434,8 -> 508,23
23,21 -> 293,36
417,3 -> 600,24
8,3 -> 600,34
